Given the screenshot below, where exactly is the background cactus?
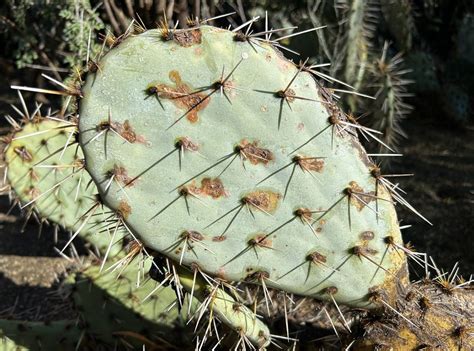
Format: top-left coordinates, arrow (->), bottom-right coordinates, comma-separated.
0,0 -> 104,71
364,43 -> 411,153
2,112 -> 126,256
0,319 -> 81,350
70,258 -> 193,349
351,278 -> 474,350
340,0 -> 373,96
0,258 -> 189,350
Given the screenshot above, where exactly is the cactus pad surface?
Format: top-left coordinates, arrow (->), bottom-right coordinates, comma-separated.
0,319 -> 80,350
79,25 -> 407,307
72,260 -> 192,348
4,118 -> 124,255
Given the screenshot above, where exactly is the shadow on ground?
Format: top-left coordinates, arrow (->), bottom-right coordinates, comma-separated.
390,119 -> 474,276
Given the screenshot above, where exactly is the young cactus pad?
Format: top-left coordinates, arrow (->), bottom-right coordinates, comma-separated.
3,117 -> 124,255
79,25 -> 407,307
176,265 -> 271,348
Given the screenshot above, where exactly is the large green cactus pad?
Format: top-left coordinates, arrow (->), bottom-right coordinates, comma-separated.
4,118 -> 124,255
79,25 -> 406,307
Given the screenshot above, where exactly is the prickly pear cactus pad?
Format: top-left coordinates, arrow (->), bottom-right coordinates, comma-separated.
72,260 -> 193,348
0,319 -> 81,350
79,25 -> 407,307
176,265 -> 271,347
3,118 -> 124,255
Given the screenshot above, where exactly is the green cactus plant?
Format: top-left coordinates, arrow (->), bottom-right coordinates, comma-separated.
0,258 -> 190,350
2,112 -> 126,256
0,319 -> 82,350
342,0 -> 373,95
366,43 -> 411,152
70,258 -> 192,349
77,25 -> 408,314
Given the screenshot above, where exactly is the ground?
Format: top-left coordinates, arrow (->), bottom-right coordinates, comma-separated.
391,119 -> 473,277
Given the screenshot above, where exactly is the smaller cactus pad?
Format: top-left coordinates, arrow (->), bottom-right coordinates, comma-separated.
72,259 -> 192,348
0,319 -> 81,350
3,117 -> 125,255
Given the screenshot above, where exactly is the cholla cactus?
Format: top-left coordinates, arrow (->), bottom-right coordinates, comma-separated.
367,43 -> 412,153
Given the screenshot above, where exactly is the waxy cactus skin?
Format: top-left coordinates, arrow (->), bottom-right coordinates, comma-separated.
79,25 -> 407,308
3,118 -> 125,255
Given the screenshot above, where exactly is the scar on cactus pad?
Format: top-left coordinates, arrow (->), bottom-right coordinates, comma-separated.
78,25 -> 410,309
